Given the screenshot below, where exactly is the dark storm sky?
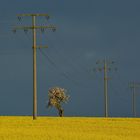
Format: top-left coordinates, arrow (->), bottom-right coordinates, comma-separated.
0,0 -> 140,117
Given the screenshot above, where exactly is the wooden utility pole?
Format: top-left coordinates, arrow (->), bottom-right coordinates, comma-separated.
13,14 -> 56,120
129,82 -> 140,117
94,58 -> 117,117
32,15 -> 37,120
103,58 -> 108,117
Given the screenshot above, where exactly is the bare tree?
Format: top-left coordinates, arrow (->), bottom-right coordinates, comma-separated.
47,87 -> 69,117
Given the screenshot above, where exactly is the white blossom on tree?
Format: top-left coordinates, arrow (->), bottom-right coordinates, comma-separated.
47,87 -> 69,117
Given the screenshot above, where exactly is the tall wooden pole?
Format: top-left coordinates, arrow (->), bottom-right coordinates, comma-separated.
32,15 -> 37,120
129,82 -> 140,117
132,86 -> 136,117
95,59 -> 116,117
104,59 -> 108,117
13,14 -> 56,120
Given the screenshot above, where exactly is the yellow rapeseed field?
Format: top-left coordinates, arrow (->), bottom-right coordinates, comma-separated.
0,116 -> 140,140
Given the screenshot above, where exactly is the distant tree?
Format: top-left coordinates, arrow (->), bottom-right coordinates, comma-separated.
47,87 -> 69,117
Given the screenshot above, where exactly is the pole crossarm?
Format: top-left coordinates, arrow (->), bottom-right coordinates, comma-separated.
17,14 -> 50,17
35,46 -> 48,49
129,82 -> 140,88
13,25 -> 56,30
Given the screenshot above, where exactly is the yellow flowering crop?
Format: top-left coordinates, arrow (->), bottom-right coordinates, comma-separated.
0,116 -> 140,140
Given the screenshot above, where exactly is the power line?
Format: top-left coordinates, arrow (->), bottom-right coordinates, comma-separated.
44,34 -> 93,79
39,49 -> 57,67
39,49 -> 86,87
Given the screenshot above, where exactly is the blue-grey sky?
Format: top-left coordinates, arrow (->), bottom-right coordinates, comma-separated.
0,0 -> 140,117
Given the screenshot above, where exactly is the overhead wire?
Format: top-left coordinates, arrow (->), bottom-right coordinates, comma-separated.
44,30 -> 94,80
39,48 -> 86,87
36,26 -> 93,88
